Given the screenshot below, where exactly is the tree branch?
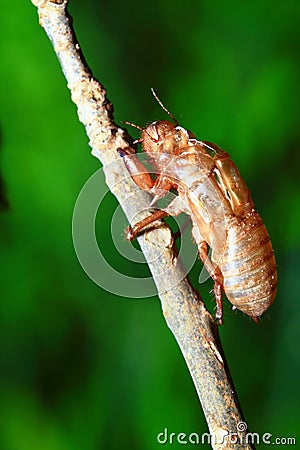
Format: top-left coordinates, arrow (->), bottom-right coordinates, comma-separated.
31,1 -> 254,448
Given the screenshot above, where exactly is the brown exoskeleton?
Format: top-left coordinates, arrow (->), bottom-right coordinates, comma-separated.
120,90 -> 277,324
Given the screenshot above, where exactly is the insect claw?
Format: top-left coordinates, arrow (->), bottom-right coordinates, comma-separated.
117,146 -> 133,158
125,226 -> 135,241
213,315 -> 223,326
215,310 -> 223,325
117,148 -> 125,158
250,315 -> 259,324
133,138 -> 144,145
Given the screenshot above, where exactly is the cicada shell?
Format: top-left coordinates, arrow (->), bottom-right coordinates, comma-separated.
120,91 -> 277,324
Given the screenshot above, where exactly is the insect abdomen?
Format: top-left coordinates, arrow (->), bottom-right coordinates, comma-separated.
219,209 -> 277,318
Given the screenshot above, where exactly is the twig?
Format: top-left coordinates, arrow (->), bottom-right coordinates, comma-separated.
31,1 -> 254,448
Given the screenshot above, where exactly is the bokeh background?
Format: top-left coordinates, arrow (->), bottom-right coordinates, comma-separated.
1,0 -> 300,449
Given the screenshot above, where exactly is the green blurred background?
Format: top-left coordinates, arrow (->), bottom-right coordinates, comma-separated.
1,0 -> 300,449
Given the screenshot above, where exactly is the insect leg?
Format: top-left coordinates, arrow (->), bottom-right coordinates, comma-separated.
118,147 -> 155,191
213,267 -> 224,325
126,209 -> 169,240
126,195 -> 186,240
120,149 -> 178,239
198,241 -> 224,325
150,175 -> 175,205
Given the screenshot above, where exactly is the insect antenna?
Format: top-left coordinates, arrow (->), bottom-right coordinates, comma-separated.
122,121 -> 144,144
123,121 -> 143,132
150,88 -> 179,126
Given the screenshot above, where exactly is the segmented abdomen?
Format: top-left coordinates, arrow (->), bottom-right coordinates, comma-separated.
219,209 -> 277,317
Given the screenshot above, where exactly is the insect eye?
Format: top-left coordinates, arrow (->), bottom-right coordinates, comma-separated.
174,126 -> 189,143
